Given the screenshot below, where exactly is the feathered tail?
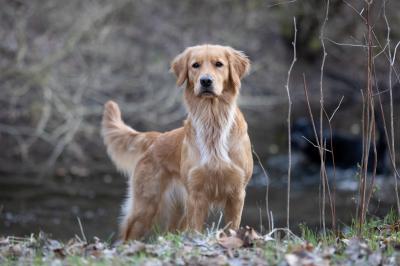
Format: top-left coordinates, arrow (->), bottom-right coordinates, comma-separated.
101,101 -> 146,176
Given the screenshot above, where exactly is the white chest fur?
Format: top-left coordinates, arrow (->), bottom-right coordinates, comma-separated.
190,103 -> 236,165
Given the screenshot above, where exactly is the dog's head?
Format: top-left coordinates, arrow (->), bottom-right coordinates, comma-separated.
171,44 -> 250,98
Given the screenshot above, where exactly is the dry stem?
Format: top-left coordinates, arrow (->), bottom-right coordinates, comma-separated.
284,17 -> 297,230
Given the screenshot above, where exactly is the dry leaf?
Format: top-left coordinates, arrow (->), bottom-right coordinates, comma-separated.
236,226 -> 262,247
53,248 -> 66,259
304,242 -> 314,252
216,226 -> 262,249
216,230 -> 243,249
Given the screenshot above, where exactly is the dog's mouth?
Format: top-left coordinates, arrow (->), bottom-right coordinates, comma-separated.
199,88 -> 217,98
200,92 -> 216,97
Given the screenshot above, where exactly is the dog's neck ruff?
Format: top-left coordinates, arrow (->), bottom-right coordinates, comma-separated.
188,98 -> 236,165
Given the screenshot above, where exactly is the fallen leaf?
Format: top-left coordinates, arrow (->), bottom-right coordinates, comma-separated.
53,248 -> 66,259
304,242 -> 314,252
216,230 -> 243,249
236,226 -> 263,247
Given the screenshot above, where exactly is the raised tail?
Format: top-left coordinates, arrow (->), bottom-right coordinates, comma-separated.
101,101 -> 147,176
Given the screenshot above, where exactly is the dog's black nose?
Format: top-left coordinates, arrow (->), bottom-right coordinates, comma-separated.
200,76 -> 213,88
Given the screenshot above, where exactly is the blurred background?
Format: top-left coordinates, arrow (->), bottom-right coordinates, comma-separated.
1,0 -> 399,240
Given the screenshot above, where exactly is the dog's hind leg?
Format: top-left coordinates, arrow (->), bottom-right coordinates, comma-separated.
120,158 -> 165,241
121,198 -> 160,241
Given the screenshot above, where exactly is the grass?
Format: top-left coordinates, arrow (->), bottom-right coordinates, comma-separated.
1,212 -> 400,265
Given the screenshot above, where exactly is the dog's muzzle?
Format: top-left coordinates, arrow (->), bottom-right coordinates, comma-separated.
199,75 -> 215,96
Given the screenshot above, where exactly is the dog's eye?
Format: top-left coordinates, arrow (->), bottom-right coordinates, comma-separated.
192,62 -> 200,68
215,61 -> 223,68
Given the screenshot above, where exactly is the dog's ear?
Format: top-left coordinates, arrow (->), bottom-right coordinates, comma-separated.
227,47 -> 250,89
171,48 -> 191,87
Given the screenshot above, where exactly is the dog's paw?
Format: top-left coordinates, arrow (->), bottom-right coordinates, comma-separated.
103,100 -> 122,123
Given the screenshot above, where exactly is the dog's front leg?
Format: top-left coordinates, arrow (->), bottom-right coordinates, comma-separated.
187,191 -> 208,232
224,189 -> 245,229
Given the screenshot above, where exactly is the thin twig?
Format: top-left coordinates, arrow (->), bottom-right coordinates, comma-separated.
319,0 -> 330,237
328,96 -> 345,122
301,136 -> 332,153
325,37 -> 377,48
252,147 -> 271,232
302,74 -> 335,236
344,0 -> 400,86
358,1 -> 376,234
77,217 -> 87,243
284,17 -> 297,230
322,108 -> 337,233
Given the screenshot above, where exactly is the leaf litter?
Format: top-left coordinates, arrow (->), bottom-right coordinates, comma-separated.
1,221 -> 400,265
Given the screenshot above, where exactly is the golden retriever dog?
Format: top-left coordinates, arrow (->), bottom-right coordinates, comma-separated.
102,44 -> 253,241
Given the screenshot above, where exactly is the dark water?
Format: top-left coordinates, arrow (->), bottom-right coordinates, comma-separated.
1,154 -> 398,240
